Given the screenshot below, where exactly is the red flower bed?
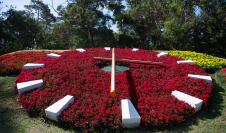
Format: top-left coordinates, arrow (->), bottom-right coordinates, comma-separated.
222,68 -> 226,74
0,51 -> 58,75
16,48 -> 212,130
222,68 -> 226,80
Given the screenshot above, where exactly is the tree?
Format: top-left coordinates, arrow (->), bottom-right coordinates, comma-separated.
111,0 -> 226,58
112,0 -> 168,49
1,0 -> 225,58
49,0 -> 115,48
186,0 -> 226,57
25,0 -> 56,30
24,0 -> 57,49
0,9 -> 42,55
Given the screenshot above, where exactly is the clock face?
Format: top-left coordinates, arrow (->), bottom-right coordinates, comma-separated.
16,48 -> 212,129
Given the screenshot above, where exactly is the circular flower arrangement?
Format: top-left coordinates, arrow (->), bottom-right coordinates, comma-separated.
16,48 -> 212,130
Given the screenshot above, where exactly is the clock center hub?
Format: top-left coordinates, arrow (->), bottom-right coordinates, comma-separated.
101,65 -> 130,73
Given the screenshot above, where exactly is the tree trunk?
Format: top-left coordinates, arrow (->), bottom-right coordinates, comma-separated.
87,25 -> 94,47
184,0 -> 190,22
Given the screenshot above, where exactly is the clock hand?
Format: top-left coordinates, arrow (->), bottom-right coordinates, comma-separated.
94,57 -> 163,65
110,48 -> 116,96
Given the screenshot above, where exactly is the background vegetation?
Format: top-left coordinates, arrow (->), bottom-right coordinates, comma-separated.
0,0 -> 226,57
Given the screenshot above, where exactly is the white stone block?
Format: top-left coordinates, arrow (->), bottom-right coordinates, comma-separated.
17,79 -> 43,94
172,90 -> 203,111
188,74 -> 212,83
45,95 -> 74,121
47,53 -> 61,58
104,47 -> 111,50
76,48 -> 86,52
157,52 -> 168,57
177,60 -> 196,65
23,63 -> 44,69
121,99 -> 141,128
132,48 -> 139,51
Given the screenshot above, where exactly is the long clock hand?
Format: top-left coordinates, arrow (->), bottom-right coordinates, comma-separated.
110,48 -> 116,96
94,57 -> 163,65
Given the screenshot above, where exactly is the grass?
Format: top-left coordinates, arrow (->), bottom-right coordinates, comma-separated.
0,76 -> 75,133
0,72 -> 226,133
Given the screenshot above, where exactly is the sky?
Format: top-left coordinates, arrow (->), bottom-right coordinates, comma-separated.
1,0 -> 66,14
1,0 -> 118,32
194,5 -> 201,16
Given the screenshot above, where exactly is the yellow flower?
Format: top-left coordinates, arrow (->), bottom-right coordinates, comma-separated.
169,51 -> 226,69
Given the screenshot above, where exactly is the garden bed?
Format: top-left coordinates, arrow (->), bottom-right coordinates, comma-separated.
15,48 -> 213,131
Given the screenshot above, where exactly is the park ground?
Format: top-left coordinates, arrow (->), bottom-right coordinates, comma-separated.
0,71 -> 226,133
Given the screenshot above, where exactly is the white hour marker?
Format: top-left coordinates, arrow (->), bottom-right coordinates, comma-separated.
121,99 -> 141,128
45,95 -> 74,121
132,48 -> 139,51
157,52 -> 168,57
188,74 -> 212,83
172,90 -> 203,111
17,79 -> 43,94
177,60 -> 196,65
23,63 -> 44,69
47,53 -> 61,58
104,47 -> 111,50
76,48 -> 86,52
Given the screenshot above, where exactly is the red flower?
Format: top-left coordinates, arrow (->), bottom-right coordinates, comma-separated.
15,48 -> 213,130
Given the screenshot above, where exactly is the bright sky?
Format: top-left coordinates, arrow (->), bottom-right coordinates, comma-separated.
1,0 -> 67,15
1,0 -> 118,32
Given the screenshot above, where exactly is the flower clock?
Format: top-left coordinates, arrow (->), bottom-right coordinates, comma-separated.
16,48 -> 213,130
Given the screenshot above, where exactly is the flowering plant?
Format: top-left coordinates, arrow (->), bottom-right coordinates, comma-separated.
222,68 -> 226,74
169,51 -> 226,69
221,68 -> 226,81
0,51 -> 55,75
16,48 -> 212,130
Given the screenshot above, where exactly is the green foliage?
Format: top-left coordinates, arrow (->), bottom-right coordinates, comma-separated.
25,0 -> 56,28
114,0 -> 168,48
0,9 -> 42,55
0,0 -> 226,58
112,0 -> 226,58
23,0 -> 56,49
0,0 -> 57,55
169,51 -> 226,69
47,0 -> 115,49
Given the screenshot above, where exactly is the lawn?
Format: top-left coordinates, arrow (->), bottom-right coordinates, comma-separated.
0,71 -> 226,133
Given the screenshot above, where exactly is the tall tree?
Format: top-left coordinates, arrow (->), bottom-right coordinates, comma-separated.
24,0 -> 57,49
50,0 -> 115,48
0,9 -> 41,55
113,0 -> 168,48
186,0 -> 226,57
111,0 -> 226,58
25,0 -> 56,30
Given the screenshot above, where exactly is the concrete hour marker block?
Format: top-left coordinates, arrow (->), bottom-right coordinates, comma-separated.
188,74 -> 212,83
17,79 -> 43,94
121,99 -> 141,128
172,90 -> 203,111
47,53 -> 61,58
132,48 -> 139,52
177,60 -> 196,65
76,48 -> 86,52
157,52 -> 168,57
45,95 -> 74,121
104,47 -> 111,50
23,63 -> 44,69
